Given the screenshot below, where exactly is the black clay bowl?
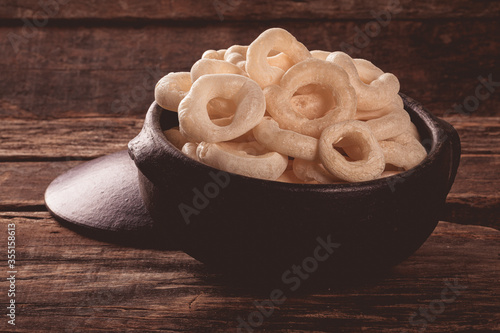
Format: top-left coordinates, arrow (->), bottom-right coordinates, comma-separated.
128,94 -> 460,278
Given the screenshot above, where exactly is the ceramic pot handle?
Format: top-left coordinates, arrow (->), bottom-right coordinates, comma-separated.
128,102 -> 170,177
128,125 -> 150,167
438,118 -> 461,193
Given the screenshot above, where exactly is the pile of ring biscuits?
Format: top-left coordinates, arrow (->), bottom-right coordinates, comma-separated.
155,28 -> 427,184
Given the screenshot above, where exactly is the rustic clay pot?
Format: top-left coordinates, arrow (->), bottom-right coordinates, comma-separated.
128,94 -> 461,278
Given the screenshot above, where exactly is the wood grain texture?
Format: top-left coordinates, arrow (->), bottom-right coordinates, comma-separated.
0,213 -> 498,332
0,160 -> 79,210
0,117 -> 144,161
1,20 -> 499,119
446,116 -> 500,155
0,0 -> 500,20
1,0 -> 499,21
442,154 -> 500,229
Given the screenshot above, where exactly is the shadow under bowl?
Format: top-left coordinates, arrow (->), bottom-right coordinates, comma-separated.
128,94 -> 461,280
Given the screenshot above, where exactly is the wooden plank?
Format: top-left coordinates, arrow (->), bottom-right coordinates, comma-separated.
0,154 -> 498,229
442,154 -> 500,229
0,213 -> 498,332
0,117 -> 144,161
445,116 -> 500,155
0,160 -> 80,210
1,0 -> 499,21
1,21 -> 499,119
0,116 -> 497,160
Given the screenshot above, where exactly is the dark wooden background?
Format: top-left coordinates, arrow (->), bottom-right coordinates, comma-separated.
0,1 -> 499,332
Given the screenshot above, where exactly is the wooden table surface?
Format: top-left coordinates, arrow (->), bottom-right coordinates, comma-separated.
1,1 -> 499,332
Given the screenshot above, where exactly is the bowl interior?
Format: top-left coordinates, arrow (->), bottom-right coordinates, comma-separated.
156,93 -> 441,191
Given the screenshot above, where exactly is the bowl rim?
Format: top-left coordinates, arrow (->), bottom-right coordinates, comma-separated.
137,93 -> 448,193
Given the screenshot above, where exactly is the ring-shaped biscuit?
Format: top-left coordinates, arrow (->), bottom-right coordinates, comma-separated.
253,117 -> 319,160
277,169 -> 314,184
292,158 -> 342,184
230,128 -> 256,143
291,93 -> 328,120
225,45 -> 248,67
246,28 -> 311,88
319,120 -> 385,182
225,46 -> 292,73
294,83 -> 317,95
310,50 -> 331,60
206,97 -> 237,119
365,102 -> 411,141
327,52 -> 400,111
164,127 -> 190,150
355,94 -> 404,120
292,85 -> 337,120
197,141 -> 288,181
202,49 -> 226,60
379,132 -> 427,170
191,59 -> 247,83
408,122 -> 421,140
264,58 -> 357,138
178,74 -> 266,143
266,52 -> 295,72
181,142 -> 199,161
154,72 -> 192,112
210,117 -> 233,127
353,58 -> 384,84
